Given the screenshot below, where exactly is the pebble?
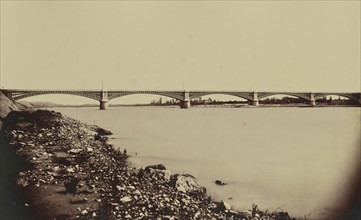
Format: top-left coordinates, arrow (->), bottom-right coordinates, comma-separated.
81,210 -> 88,215
120,196 -> 132,203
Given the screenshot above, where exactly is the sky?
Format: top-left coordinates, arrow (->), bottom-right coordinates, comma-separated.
0,1 -> 360,104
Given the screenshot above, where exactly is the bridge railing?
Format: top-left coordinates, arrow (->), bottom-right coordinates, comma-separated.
1,89 -> 360,95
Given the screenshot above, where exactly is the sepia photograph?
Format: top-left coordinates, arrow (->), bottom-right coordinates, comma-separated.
0,1 -> 360,220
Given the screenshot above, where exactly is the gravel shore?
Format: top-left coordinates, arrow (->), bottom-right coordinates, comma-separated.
0,109 -> 294,220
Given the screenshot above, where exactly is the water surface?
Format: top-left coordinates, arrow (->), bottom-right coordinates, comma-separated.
53,106 -> 360,219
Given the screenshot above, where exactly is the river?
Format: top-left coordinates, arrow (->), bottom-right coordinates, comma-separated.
53,106 -> 360,219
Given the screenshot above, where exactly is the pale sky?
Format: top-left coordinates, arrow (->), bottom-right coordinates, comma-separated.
1,1 -> 360,96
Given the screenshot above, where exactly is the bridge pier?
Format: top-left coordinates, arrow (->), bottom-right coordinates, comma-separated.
99,90 -> 109,110
180,91 -> 191,109
99,100 -> 109,110
309,99 -> 316,107
251,92 -> 259,106
180,100 -> 191,109
309,93 -> 316,107
251,99 -> 259,106
248,99 -> 259,106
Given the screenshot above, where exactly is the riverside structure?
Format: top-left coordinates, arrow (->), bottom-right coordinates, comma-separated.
1,89 -> 360,110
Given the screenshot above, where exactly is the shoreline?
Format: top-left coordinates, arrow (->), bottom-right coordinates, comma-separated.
0,108 -> 295,220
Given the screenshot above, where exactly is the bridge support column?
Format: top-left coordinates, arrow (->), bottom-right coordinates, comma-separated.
99,90 -> 109,110
251,92 -> 259,106
309,93 -> 316,107
180,100 -> 191,109
99,100 -> 109,110
309,99 -> 316,107
251,99 -> 259,106
180,91 -> 191,109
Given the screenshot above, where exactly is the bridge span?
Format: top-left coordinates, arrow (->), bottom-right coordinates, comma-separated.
1,89 -> 360,110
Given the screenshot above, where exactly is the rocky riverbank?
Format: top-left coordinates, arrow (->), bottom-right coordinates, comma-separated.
0,106 -> 295,219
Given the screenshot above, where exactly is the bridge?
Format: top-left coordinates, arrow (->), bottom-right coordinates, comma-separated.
1,89 -> 360,110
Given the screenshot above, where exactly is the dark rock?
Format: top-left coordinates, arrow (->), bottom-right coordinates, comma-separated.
144,164 -> 166,173
275,211 -> 291,220
94,134 -> 108,142
226,210 -> 245,219
95,127 -> 113,136
216,200 -> 231,211
64,176 -> 80,194
137,168 -> 145,179
215,179 -> 228,186
252,203 -> 259,215
52,152 -> 71,165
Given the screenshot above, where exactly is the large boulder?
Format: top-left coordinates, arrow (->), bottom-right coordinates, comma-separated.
273,211 -> 291,220
171,174 -> 206,196
139,164 -> 170,181
95,127 -> 113,135
216,200 -> 231,211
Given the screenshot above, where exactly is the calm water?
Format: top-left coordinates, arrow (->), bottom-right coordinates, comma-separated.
53,106 -> 360,219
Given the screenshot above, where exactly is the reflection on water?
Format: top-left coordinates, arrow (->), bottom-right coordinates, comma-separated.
53,107 -> 360,219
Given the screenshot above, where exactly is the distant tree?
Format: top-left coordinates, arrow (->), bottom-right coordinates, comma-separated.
327,96 -> 333,104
